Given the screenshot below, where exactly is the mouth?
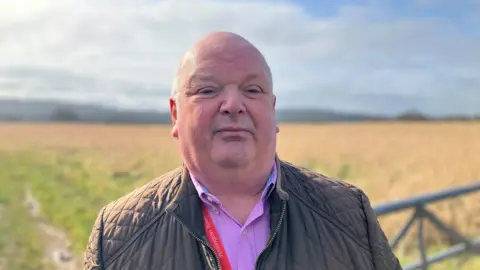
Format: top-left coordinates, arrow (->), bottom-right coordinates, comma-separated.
216,127 -> 251,133
215,127 -> 253,137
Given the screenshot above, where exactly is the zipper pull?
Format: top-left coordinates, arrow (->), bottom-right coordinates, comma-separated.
201,244 -> 219,270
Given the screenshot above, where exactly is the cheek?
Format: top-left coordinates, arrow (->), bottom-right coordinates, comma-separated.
249,101 -> 275,123
253,113 -> 276,136
186,105 -> 215,138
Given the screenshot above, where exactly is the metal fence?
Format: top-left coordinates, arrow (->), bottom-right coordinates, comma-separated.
373,182 -> 480,270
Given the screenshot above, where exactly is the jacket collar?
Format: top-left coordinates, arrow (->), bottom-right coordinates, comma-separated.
165,154 -> 289,238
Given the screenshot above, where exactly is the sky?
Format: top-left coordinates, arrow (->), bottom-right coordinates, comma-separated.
0,0 -> 479,116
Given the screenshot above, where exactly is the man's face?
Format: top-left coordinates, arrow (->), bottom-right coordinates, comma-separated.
170,44 -> 278,171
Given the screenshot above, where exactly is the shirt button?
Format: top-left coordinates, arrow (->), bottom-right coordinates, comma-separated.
242,230 -> 247,236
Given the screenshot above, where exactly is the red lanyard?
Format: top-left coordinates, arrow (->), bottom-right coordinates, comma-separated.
202,205 -> 232,270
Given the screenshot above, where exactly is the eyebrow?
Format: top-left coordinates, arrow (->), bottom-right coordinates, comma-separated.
187,74 -> 217,85
243,74 -> 260,83
186,73 -> 264,88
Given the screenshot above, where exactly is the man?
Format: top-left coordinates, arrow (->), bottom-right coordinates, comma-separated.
84,32 -> 402,270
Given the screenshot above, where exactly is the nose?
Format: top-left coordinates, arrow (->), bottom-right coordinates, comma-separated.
219,86 -> 245,117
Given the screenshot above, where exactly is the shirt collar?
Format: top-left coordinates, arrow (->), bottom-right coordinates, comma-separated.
190,163 -> 277,206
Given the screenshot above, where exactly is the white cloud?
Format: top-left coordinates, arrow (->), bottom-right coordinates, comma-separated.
0,0 -> 479,115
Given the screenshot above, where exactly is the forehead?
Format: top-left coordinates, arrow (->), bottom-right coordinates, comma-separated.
184,46 -> 271,85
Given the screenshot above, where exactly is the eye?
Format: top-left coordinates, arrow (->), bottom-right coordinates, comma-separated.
198,87 -> 217,95
245,87 -> 262,94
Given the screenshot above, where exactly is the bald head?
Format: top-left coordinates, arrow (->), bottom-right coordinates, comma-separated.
171,32 -> 272,99
168,32 -> 278,188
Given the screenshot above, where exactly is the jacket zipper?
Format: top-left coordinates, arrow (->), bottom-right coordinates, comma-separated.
254,200 -> 287,270
171,199 -> 286,270
172,214 -> 221,270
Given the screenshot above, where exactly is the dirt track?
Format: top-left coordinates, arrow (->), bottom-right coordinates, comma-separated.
24,189 -> 83,270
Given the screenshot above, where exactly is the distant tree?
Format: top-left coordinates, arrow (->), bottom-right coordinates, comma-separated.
3,115 -> 22,122
50,107 -> 80,122
396,109 -> 429,121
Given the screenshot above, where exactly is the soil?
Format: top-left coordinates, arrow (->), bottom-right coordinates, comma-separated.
24,189 -> 83,270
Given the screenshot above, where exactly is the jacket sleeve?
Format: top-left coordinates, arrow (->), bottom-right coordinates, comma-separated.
360,191 -> 403,270
83,206 -> 106,270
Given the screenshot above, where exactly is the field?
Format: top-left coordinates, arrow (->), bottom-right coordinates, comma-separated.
0,122 -> 479,270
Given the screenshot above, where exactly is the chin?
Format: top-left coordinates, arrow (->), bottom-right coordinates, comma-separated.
216,158 -> 249,169
211,148 -> 254,169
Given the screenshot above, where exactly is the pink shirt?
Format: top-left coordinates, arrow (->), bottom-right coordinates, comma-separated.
190,165 -> 277,270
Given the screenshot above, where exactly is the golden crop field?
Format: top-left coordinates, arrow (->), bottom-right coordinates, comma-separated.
0,122 -> 479,270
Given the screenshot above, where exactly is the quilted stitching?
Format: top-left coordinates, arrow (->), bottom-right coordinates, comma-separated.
282,160 -> 401,268
83,160 -> 401,270
83,167 -> 183,269
360,190 -> 402,268
84,206 -> 105,269
281,161 -> 369,244
103,168 -> 183,262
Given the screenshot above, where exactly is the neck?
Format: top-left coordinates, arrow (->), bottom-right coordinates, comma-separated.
198,167 -> 270,198
189,165 -> 273,224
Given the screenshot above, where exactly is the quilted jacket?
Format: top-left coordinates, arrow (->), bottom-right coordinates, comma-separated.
83,157 -> 402,270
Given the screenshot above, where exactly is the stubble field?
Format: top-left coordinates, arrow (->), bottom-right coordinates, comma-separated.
0,122 -> 479,270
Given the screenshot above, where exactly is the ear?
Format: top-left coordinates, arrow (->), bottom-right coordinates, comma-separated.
169,97 -> 179,138
273,95 -> 279,133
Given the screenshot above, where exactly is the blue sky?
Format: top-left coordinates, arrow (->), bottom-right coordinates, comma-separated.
0,0 -> 479,116
300,0 -> 477,20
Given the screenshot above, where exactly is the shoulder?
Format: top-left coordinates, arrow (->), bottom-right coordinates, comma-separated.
86,166 -> 184,264
280,159 -> 366,207
280,160 -> 373,243
279,160 -> 401,269
101,166 -> 183,224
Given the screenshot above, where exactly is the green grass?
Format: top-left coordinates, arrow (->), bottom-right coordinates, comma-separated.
0,148 -> 478,269
397,244 -> 480,270
0,151 -> 53,270
0,149 -> 157,269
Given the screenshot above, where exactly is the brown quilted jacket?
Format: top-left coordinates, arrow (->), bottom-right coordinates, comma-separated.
83,158 -> 402,270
